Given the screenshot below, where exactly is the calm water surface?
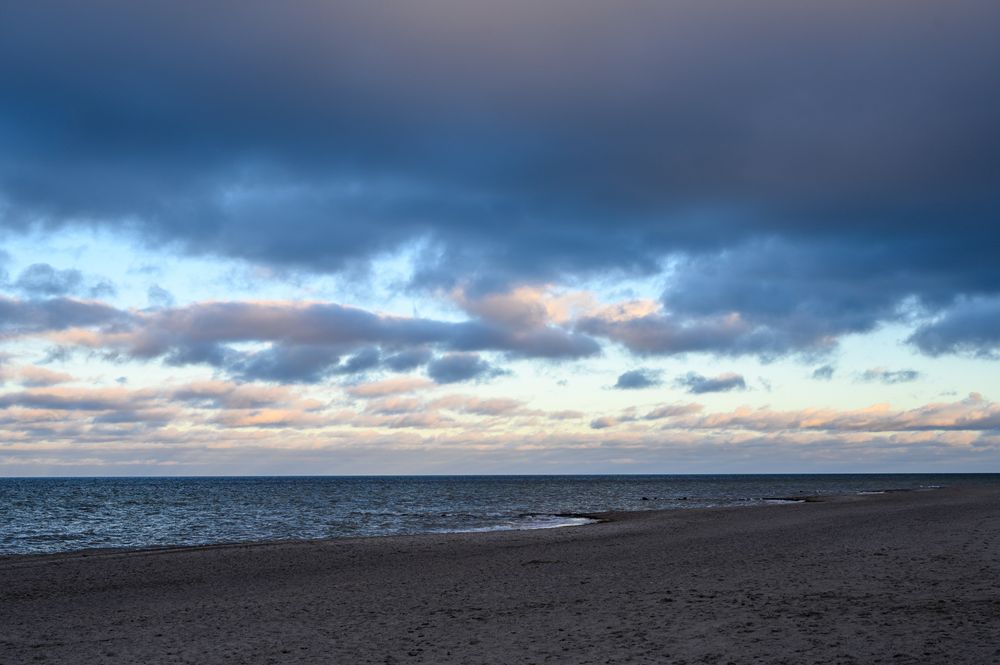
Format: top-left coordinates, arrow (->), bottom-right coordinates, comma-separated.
2,474 -> 997,555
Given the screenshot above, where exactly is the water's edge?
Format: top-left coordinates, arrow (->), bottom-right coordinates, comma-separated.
2,475 -> 995,557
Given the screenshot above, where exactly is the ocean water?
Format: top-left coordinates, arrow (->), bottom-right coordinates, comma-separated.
1,474 -> 997,556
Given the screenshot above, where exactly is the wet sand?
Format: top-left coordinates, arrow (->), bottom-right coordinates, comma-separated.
2,486 -> 999,664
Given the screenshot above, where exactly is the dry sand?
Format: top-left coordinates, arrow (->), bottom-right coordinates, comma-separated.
2,486 -> 999,664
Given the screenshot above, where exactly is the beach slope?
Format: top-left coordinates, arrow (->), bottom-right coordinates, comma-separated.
2,486 -> 998,664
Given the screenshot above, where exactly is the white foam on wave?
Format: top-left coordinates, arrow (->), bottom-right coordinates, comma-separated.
433,514 -> 598,535
523,515 -> 597,529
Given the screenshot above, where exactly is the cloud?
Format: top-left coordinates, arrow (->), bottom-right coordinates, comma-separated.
574,237 -> 979,359
908,297 -> 1000,358
2,379 -> 999,473
426,353 -> 502,384
0,295 -> 124,335
345,377 -> 434,399
643,403 -> 703,420
9,263 -> 115,299
226,344 -> 341,383
613,369 -> 662,390
0,0 -> 997,362
12,365 -> 75,387
588,393 -> 1000,435
363,397 -> 423,416
685,393 -> 1000,434
211,408 -> 327,429
383,348 -> 433,372
0,379 -> 331,437
0,386 -> 150,411
860,368 -> 921,385
675,372 -> 747,394
47,298 -> 598,383
547,410 -> 584,420
147,285 -> 175,308
170,381 -> 321,411
13,264 -> 83,297
812,365 -> 835,381
577,309 -> 761,356
428,395 -> 525,416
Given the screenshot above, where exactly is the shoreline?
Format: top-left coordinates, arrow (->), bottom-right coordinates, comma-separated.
0,485 -> 951,563
4,485 -> 998,664
0,484 -> 949,562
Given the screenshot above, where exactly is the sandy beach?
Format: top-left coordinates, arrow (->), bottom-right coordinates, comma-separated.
2,486 -> 998,664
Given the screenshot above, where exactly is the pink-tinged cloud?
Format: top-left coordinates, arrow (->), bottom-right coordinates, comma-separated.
211,408 -> 329,429
0,386 -> 157,411
625,393 -> 1000,433
14,365 -> 75,387
643,403 -> 704,420
171,381 -> 323,411
346,377 -> 435,398
428,395 -> 526,416
363,397 -> 424,416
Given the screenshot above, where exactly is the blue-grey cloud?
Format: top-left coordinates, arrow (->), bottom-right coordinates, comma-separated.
812,365 -> 835,381
1,0 -> 998,359
383,348 -> 433,372
0,295 -> 124,334
860,368 -> 921,385
226,345 -> 342,384
39,298 -> 590,383
0,390 -> 131,411
675,372 -> 747,394
643,403 -> 703,420
426,353 -> 501,384
13,263 -> 83,297
908,297 -> 1000,359
147,285 -> 175,308
613,369 -> 662,390
589,416 -> 617,430
577,312 -> 766,357
8,263 -> 116,299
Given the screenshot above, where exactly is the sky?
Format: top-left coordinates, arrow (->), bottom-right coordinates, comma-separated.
1,0 -> 999,475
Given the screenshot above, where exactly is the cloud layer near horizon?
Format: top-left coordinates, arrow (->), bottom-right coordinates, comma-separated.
2,372 -> 997,473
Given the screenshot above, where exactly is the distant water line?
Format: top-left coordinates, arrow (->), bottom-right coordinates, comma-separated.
2,474 -> 998,555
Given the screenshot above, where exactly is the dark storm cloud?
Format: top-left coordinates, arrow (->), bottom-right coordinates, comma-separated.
613,369 -> 662,390
675,372 -> 747,395
2,0 -> 999,357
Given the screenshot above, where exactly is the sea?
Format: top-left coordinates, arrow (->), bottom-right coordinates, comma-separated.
2,474 -> 998,556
